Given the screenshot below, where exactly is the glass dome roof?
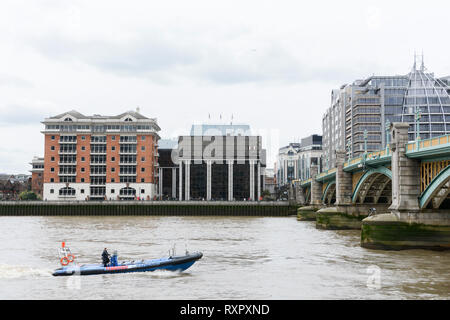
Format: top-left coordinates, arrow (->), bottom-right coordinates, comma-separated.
402,58 -> 450,140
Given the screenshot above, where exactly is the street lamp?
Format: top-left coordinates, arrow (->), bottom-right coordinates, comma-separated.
385,120 -> 391,152
415,106 -> 422,149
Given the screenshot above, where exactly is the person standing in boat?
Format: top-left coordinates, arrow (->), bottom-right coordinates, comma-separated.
102,248 -> 110,267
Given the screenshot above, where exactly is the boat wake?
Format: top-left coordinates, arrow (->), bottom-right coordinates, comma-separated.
146,269 -> 191,279
0,264 -> 53,279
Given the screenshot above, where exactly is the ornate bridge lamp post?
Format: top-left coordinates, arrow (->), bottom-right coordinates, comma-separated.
346,139 -> 352,165
385,120 -> 391,153
415,106 -> 422,150
362,130 -> 368,169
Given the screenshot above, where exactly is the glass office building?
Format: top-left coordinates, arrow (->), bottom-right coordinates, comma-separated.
322,58 -> 450,169
157,124 -> 267,201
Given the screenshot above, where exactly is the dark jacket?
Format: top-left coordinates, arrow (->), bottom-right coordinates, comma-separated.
102,249 -> 110,263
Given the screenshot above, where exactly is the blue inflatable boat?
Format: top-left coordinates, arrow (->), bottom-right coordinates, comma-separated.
53,252 -> 203,276
52,243 -> 202,276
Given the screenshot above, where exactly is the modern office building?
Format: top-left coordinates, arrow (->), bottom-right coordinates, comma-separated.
30,156 -> 44,197
157,138 -> 179,200
322,57 -> 450,169
41,110 -> 160,201
158,124 -> 266,201
276,135 -> 323,186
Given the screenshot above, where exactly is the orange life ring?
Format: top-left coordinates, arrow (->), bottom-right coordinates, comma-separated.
60,257 -> 69,266
67,254 -> 75,263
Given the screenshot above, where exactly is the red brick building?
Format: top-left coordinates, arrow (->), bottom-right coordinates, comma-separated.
30,156 -> 44,197
41,110 -> 160,201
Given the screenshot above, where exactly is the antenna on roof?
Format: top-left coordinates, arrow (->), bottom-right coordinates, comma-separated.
421,50 -> 425,71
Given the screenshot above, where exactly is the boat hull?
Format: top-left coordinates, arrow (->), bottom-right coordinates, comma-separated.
53,252 -> 202,276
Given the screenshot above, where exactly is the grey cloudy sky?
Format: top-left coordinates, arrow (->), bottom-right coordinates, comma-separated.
1,0 -> 449,173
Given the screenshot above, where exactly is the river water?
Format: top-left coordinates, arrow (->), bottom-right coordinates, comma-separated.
0,216 -> 448,300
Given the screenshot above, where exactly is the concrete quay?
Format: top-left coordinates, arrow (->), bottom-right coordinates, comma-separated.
0,201 -> 298,217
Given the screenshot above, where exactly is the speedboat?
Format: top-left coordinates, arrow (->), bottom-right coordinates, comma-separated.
52,243 -> 202,276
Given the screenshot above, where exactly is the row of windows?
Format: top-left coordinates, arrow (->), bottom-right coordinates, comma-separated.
50,155 -> 148,165
353,116 -> 381,123
405,96 -> 450,105
49,145 -> 151,153
370,78 -> 409,87
355,98 -> 380,105
48,177 -> 149,183
47,124 -> 155,132
407,88 -> 448,95
51,187 -> 146,196
52,165 -> 150,175
384,89 -> 407,95
385,97 -> 404,105
51,135 -> 149,141
59,136 -> 77,142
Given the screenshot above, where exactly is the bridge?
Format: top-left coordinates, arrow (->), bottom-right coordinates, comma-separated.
293,123 -> 450,250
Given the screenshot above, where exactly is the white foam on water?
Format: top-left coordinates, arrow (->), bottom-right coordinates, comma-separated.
0,264 -> 53,279
146,269 -> 186,279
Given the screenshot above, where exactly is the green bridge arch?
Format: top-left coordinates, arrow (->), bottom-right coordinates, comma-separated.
352,167 -> 392,204
420,165 -> 450,209
322,182 -> 336,204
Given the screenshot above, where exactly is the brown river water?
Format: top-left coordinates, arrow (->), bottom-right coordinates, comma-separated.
0,216 -> 448,299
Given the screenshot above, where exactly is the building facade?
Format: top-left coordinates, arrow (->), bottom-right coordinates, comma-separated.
157,124 -> 266,201
322,58 -> 450,169
41,110 -> 160,201
276,135 -> 323,186
30,156 -> 44,197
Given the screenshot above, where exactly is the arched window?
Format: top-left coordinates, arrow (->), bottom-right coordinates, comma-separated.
119,187 -> 136,200
59,187 -> 76,196
64,117 -> 73,122
124,118 -> 133,122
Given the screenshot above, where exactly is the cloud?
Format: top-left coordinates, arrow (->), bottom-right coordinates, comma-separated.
0,104 -> 47,126
0,74 -> 34,88
28,31 -> 369,86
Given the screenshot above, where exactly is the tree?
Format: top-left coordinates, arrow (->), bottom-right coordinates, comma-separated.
19,191 -> 39,201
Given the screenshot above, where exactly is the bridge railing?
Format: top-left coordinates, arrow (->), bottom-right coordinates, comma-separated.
406,133 -> 450,153
344,148 -> 392,169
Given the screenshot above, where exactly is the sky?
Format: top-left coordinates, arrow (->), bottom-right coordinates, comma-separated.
1,0 -> 450,173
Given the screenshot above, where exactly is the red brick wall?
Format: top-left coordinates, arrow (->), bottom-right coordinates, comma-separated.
44,134 -> 59,183
31,171 -> 43,196
76,134 -> 90,183
137,134 -> 155,183
107,135 -> 120,183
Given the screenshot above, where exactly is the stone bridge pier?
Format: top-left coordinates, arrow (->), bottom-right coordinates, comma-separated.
362,123 -> 450,250
316,150 -> 377,230
297,165 -> 323,221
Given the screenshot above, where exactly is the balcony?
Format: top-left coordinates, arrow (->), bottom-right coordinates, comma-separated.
90,172 -> 107,176
90,151 -> 107,155
119,161 -> 137,165
58,150 -> 77,155
119,172 -> 137,176
58,172 -> 77,176
58,161 -> 77,166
